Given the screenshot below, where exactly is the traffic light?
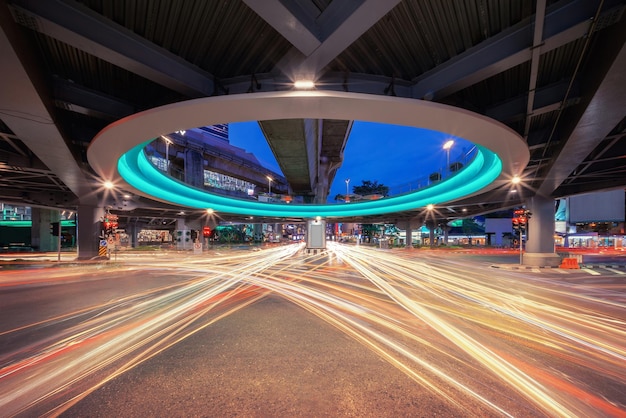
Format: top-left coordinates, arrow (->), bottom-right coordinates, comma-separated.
50,222 -> 60,236
512,208 -> 532,235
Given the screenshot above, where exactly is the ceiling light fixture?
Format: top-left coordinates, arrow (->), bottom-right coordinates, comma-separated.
294,80 -> 315,89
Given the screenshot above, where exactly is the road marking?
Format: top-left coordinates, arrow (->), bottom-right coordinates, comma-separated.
581,268 -> 601,276
604,268 -> 626,275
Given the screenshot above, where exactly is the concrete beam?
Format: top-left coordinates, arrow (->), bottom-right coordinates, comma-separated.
485,79 -> 579,122
537,21 -> 626,196
412,0 -> 624,100
0,3 -> 97,205
9,0 -> 214,97
242,0 -> 321,56
52,78 -> 136,120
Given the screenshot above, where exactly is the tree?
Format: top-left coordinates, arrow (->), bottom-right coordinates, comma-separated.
360,224 -> 380,243
461,218 -> 484,246
353,180 -> 389,197
350,180 -> 390,244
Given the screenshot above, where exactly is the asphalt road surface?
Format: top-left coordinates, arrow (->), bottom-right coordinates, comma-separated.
1,244 -> 625,417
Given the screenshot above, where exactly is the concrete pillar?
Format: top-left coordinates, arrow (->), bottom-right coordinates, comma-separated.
184,149 -> 204,188
253,223 -> 263,242
275,223 -> 282,241
31,208 -> 59,251
425,220 -> 436,248
404,221 -> 412,249
127,222 -> 138,248
175,217 -> 191,250
443,224 -> 450,245
523,195 -> 560,267
315,160 -> 330,204
77,205 -> 105,259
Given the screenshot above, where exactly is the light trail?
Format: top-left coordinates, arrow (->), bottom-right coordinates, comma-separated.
0,242 -> 624,417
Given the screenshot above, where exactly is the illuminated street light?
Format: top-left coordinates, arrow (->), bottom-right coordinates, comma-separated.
426,204 -> 434,211
345,178 -> 351,203
512,175 -> 521,184
161,136 -> 173,175
103,181 -> 114,190
267,176 -> 273,195
443,139 -> 454,177
206,208 -> 214,215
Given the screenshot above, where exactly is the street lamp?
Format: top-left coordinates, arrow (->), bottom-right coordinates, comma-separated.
345,178 -> 350,203
267,176 -> 273,195
161,136 -> 173,174
443,139 -> 454,177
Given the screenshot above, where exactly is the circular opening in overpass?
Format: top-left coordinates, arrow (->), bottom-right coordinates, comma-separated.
88,91 -> 528,218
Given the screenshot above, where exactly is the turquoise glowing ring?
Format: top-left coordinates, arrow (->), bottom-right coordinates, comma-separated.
89,91 -> 528,218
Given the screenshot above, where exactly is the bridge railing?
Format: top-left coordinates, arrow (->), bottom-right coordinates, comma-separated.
143,144 -> 478,204
384,146 -> 477,197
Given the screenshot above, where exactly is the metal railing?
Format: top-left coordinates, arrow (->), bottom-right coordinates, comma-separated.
144,144 -> 479,204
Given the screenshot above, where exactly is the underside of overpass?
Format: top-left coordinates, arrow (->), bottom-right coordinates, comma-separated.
0,0 -> 624,228
259,119 -> 351,202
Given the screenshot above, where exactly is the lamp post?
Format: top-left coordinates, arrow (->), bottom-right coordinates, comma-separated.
443,139 -> 454,177
162,136 -> 172,175
345,178 -> 350,203
267,176 -> 273,195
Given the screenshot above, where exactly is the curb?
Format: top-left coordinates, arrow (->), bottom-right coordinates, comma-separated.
491,265 -> 559,270
492,264 -> 626,270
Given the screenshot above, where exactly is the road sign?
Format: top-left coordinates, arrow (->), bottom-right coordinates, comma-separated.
100,240 -> 108,247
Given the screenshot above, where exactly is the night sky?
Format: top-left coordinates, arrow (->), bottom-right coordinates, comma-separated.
229,121 -> 474,203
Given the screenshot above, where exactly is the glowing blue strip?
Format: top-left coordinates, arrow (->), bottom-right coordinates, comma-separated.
118,141 -> 502,218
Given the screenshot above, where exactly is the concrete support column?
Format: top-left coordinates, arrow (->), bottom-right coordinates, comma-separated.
275,223 -> 282,241
77,205 -> 105,259
425,220 -> 436,248
253,223 -> 263,242
184,149 -> 204,188
31,208 -> 59,251
127,222 -> 138,248
443,224 -> 450,245
523,195 -> 560,267
404,221 -> 412,249
314,161 -> 330,204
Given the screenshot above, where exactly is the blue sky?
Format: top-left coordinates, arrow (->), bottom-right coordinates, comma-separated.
229,121 -> 473,202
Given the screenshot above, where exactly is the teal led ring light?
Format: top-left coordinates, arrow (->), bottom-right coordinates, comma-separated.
89,91 -> 529,218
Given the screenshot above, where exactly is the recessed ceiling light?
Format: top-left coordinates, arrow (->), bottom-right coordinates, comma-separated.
294,80 -> 315,89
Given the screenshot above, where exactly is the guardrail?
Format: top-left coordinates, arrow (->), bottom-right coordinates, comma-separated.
144,143 -> 478,204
